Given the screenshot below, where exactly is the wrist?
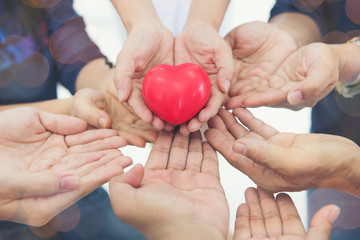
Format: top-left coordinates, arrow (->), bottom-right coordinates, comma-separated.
111,0 -> 162,33
184,0 -> 230,31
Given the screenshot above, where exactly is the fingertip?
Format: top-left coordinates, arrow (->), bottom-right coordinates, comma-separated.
287,90 -> 304,105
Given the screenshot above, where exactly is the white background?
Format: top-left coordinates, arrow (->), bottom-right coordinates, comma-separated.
58,0 -> 312,234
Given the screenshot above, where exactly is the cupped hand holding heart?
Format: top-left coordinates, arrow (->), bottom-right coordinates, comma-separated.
142,63 -> 211,125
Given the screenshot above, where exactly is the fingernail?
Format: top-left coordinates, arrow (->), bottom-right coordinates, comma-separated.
223,80 -> 230,93
288,90 -> 303,105
99,117 -> 107,128
328,206 -> 341,223
233,141 -> 247,155
60,175 -> 80,190
117,88 -> 124,102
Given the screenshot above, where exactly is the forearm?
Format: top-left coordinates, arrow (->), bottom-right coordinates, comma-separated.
110,0 -> 161,32
0,98 -> 73,115
75,58 -> 115,92
184,0 -> 230,30
270,12 -> 321,48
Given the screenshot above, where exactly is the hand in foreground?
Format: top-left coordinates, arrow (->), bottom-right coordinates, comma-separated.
109,131 -> 230,240
205,108 -> 360,194
224,21 -> 298,110
233,187 -> 339,240
227,42 -> 339,110
113,23 -> 175,131
174,22 -> 234,135
0,107 -> 132,226
71,88 -> 158,147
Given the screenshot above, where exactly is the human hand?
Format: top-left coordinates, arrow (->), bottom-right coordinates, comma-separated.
174,22 -> 234,135
0,107 -> 132,226
224,21 -> 298,109
233,187 -> 339,240
227,42 -> 339,110
109,131 -> 229,240
205,108 -> 360,194
113,23 -> 175,131
71,88 -> 158,147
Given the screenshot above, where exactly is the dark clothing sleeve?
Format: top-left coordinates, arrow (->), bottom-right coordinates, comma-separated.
43,0 -> 104,94
270,0 -> 331,36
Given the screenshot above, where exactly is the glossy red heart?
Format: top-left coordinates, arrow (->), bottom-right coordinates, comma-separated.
142,63 -> 211,125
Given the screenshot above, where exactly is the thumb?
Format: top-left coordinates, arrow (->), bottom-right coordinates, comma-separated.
306,204 -> 340,240
73,91 -> 112,129
110,164 -> 144,189
215,45 -> 234,93
114,54 -> 135,103
10,172 -> 79,198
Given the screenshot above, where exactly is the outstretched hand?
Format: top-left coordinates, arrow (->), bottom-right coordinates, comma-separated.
205,108 -> 360,194
233,187 -> 339,240
71,88 -> 158,147
175,22 -> 234,135
113,23 -> 175,131
225,21 -> 298,110
0,107 -> 132,226
110,130 -> 229,240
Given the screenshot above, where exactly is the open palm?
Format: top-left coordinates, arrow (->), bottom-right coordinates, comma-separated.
0,107 -> 132,226
110,131 -> 229,239
224,21 -> 298,109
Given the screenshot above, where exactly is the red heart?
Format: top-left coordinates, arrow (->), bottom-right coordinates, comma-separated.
142,63 -> 211,125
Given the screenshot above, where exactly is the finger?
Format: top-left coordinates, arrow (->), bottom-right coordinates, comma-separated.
67,136 -> 127,154
233,203 -> 251,240
185,131 -> 203,172
225,95 -> 247,110
245,187 -> 267,238
207,115 -> 236,141
215,46 -> 234,93
198,87 -> 224,123
9,172 -> 80,198
78,156 -> 132,196
128,89 -> 154,124
242,90 -> 287,108
114,54 -> 135,102
205,128 -> 253,174
187,117 -> 203,133
167,131 -> 189,170
73,90 -> 112,129
307,204 -> 340,240
117,131 -> 147,148
179,123 -> 191,136
110,164 -> 145,188
201,142 -> 220,179
217,108 -> 248,139
151,115 -> 166,130
38,111 -> 87,135
232,137 -> 290,171
257,187 -> 282,237
232,108 -> 278,138
65,129 -> 119,147
276,193 -> 305,236
145,131 -> 174,170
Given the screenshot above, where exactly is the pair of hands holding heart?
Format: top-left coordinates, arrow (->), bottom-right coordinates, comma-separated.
112,23 -> 234,135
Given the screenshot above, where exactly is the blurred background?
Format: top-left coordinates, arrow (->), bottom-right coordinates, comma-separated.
58,0 -> 311,233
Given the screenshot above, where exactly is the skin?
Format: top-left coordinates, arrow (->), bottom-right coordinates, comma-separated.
205,108 -> 360,196
109,131 -> 229,240
0,107 -> 133,226
233,187 -> 339,240
110,0 -> 233,134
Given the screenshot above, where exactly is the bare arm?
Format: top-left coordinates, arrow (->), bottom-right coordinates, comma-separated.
184,0 -> 230,30
270,12 -> 322,48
